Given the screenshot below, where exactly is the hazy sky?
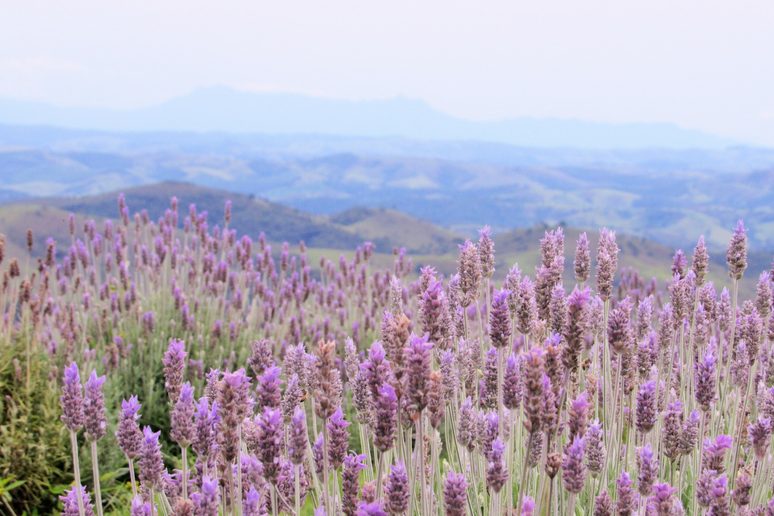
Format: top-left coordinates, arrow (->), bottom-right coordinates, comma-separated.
2,1 -> 774,144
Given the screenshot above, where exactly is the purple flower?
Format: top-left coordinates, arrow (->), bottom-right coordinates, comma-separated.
243,487 -> 262,516
116,396 -> 143,459
60,485 -> 94,516
596,228 -> 619,301
486,438 -> 509,493
192,398 -> 219,461
680,409 -> 701,456
216,369 -> 252,464
130,496 -> 152,516
255,365 -> 283,411
314,340 -> 342,420
405,333 -> 433,415
503,352 -> 522,410
695,348 -> 717,411
421,279 -> 454,350
490,289 -> 511,348
60,362 -> 84,431
615,471 -> 636,516
749,417 -> 772,460
562,435 -> 587,494
163,339 -> 187,404
586,419 -> 606,476
288,407 -> 308,466
255,407 -> 283,484
191,475 -> 219,516
567,390 -> 590,440
637,443 -> 659,496
564,286 -> 591,372
356,501 -> 387,516
521,496 -> 536,516
574,232 -> 591,284
702,434 -> 733,474
522,347 -> 546,433
384,461 -> 409,515
83,370 -> 106,442
594,490 -> 613,516
443,471 -> 470,516
247,339 -> 276,378
457,239 -> 481,307
374,382 -> 398,452
170,382 -> 195,447
692,235 -> 710,285
361,341 -> 392,403
478,225 -> 495,279
727,220 -> 748,280
648,482 -> 678,516
636,380 -> 657,435
342,453 -> 367,516
326,407 -> 351,469
709,474 -> 731,516
139,427 -> 165,490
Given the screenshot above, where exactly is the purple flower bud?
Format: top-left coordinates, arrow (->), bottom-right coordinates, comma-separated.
191,476 -> 219,516
60,485 -> 94,516
342,453 -> 367,516
163,339 -> 187,404
457,240 -> 482,307
356,501 -> 387,516
170,382 -> 196,447
139,427 -> 165,490
130,496 -> 152,516
288,407 -> 308,466
636,380 -> 657,434
254,407 -> 283,484
596,228 -> 619,301
594,490 -> 613,516
637,443 -> 659,496
679,409 -> 701,456
648,482 -> 679,516
443,471 -> 470,516
486,438 -> 509,493
561,435 -> 587,494
574,232 -> 591,284
695,348 -> 717,411
255,365 -> 283,411
615,471 -> 636,516
586,419 -> 606,476
521,496 -> 536,516
503,352 -> 522,410
692,235 -> 710,286
727,220 -> 748,280
490,289 -> 511,348
749,416 -> 772,460
82,370 -> 106,442
374,382 -> 398,452
384,461 -> 409,515
478,226 -> 495,279
327,407 -> 351,469
192,398 -> 219,461
406,333 -> 433,415
116,396 -> 143,459
217,369 -> 252,464
522,347 -> 546,433
702,434 -> 733,474
60,362 -> 84,431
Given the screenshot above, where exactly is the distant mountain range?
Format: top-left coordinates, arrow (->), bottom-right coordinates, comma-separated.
0,86 -> 740,149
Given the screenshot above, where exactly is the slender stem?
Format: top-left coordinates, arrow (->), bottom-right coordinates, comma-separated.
418,413 -> 426,516
90,440 -> 103,516
70,431 -> 86,516
568,493 -> 576,516
150,487 -> 156,516
322,423 -> 333,516
127,456 -> 138,498
181,447 -> 188,501
515,431 -> 534,516
376,451 -> 385,500
295,464 -> 301,516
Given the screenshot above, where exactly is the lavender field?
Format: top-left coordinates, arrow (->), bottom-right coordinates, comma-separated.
2,192 -> 772,516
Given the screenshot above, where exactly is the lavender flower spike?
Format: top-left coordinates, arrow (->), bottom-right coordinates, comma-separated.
288,407 -> 308,466
170,382 -> 195,447
61,362 -> 84,431
342,454 -> 367,516
356,501 -> 388,516
443,470 -> 470,516
490,289 -> 512,348
374,382 -> 398,452
60,485 -> 95,516
116,396 -> 143,459
486,438 -> 509,493
561,434 -> 587,494
163,339 -> 187,404
574,232 -> 591,284
384,461 -> 410,515
727,220 -> 748,279
139,427 -> 165,491
637,443 -> 659,497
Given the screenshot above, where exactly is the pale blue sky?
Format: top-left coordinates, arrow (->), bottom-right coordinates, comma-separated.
1,1 -> 773,144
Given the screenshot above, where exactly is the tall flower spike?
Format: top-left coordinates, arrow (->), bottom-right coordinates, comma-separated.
561,435 -> 587,494
586,419 -> 606,477
574,232 -> 591,284
163,339 -> 187,404
615,471 -> 636,516
478,226 -> 495,279
503,352 -> 522,411
384,461 -> 409,516
405,333 -> 433,416
695,348 -> 717,411
83,370 -> 107,442
649,482 -> 679,516
637,443 -> 659,497
486,438 -> 508,493
636,380 -> 657,435
61,362 -> 84,431
139,427 -> 165,490
420,279 -> 453,350
490,288 -> 511,348
60,486 -> 95,516
692,235 -> 709,286
593,490 -> 613,516
443,471 -> 470,516
288,407 -> 308,466
170,382 -> 195,447
522,347 -> 546,432
326,408 -> 351,469
727,220 -> 748,280
116,396 -> 143,459
457,239 -> 481,307
342,454 -> 367,516
596,228 -> 619,301
314,340 -> 342,420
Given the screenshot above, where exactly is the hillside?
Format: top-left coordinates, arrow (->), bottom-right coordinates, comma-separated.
2,142 -> 774,252
0,182 -> 765,297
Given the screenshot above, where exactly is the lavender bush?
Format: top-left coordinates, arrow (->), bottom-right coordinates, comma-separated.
3,192 -> 774,516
